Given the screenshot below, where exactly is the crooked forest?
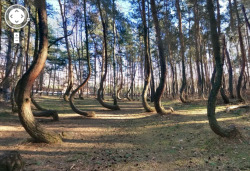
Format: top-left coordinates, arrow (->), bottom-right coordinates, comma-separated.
0,0 -> 249,170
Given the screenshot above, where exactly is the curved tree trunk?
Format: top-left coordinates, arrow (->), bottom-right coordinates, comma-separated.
176,0 -> 188,103
58,0 -> 73,102
69,0 -> 95,117
150,0 -> 172,115
141,0 -> 155,112
97,0 -> 120,110
234,0 -> 246,102
31,96 -> 59,121
14,0 -> 62,143
206,0 -> 239,138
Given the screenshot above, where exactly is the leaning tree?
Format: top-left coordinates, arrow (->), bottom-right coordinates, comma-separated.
69,0 -> 95,117
150,0 -> 173,115
14,0 -> 62,143
96,0 -> 120,110
206,0 -> 239,138
141,0 -> 155,112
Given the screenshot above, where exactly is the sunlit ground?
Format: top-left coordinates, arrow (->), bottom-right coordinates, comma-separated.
0,94 -> 249,171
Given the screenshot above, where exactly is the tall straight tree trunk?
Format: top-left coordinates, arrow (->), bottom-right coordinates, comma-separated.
188,12 -> 195,95
58,0 -> 73,101
112,0 -> 119,106
97,0 -> 120,110
11,42 -> 22,112
117,54 -> 123,99
25,8 -> 31,71
3,29 -> 13,101
14,0 -> 62,143
206,0 -> 238,138
150,0 -> 172,115
141,0 -> 155,112
223,37 -> 234,98
176,0 -> 188,103
217,0 -> 230,104
228,0 -> 234,32
194,0 -> 203,98
69,0 -> 95,117
0,0 -> 2,51
234,0 -> 246,102
241,5 -> 250,31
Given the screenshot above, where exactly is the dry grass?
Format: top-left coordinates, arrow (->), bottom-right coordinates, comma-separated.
0,95 -> 249,171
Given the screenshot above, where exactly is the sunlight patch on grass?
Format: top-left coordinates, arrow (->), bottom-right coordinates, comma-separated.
0,126 -> 24,131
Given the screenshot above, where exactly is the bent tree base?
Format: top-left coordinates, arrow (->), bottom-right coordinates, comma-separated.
14,0 -> 62,143
31,96 -> 59,121
97,88 -> 120,110
206,0 -> 240,138
63,83 -> 73,102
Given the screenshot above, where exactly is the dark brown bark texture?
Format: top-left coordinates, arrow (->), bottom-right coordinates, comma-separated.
14,0 -> 62,143
207,0 -> 239,138
234,0 -> 246,102
176,0 -> 188,103
150,0 -> 172,115
141,0 -> 155,112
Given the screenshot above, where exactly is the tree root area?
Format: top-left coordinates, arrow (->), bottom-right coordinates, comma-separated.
0,95 -> 249,171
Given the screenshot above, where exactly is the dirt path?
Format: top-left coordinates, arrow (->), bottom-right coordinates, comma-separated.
0,97 -> 249,171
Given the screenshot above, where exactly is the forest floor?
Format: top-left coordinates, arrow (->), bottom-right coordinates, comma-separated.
0,94 -> 249,171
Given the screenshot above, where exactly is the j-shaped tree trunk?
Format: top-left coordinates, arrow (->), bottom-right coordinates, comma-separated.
14,0 -> 62,143
150,0 -> 172,115
176,0 -> 188,103
97,0 -> 120,110
58,0 -> 73,101
234,0 -> 246,102
141,0 -> 155,112
69,0 -> 95,117
206,0 -> 239,138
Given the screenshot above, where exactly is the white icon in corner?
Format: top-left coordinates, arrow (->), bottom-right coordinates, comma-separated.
5,4 -> 30,29
14,32 -> 20,44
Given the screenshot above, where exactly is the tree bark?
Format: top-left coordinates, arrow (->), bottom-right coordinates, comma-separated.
97,0 -> 120,110
207,0 -> 239,138
117,54 -> 123,100
69,0 -> 95,117
176,0 -> 188,103
223,37 -> 234,98
194,0 -> 203,98
234,0 -> 246,102
228,0 -> 234,32
112,0 -> 119,106
141,0 -> 155,112
14,0 -> 62,143
0,0 -> 2,51
150,0 -> 172,115
58,0 -> 73,101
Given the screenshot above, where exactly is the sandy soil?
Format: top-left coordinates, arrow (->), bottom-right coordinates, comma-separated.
0,96 -> 249,171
